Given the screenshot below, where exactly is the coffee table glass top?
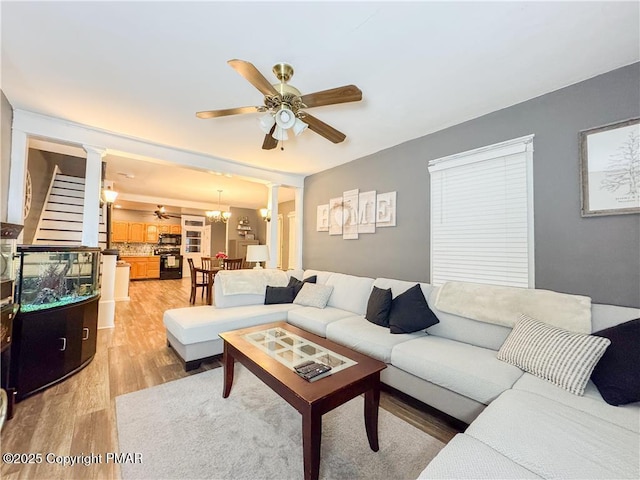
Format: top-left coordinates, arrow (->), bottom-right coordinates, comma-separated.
244,327 -> 357,373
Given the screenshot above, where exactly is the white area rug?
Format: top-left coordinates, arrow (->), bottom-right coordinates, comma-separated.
116,365 -> 444,480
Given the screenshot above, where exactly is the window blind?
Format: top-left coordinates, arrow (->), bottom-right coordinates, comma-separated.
429,135 -> 534,288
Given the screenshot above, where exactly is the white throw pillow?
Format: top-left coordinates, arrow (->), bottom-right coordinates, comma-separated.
293,283 -> 334,309
497,314 -> 610,396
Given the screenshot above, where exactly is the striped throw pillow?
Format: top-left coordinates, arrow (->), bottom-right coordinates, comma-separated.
497,314 -> 610,395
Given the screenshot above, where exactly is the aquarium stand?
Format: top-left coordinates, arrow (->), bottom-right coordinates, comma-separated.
10,246 -> 101,400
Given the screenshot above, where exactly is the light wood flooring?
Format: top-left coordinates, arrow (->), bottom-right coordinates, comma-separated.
1,277 -> 464,479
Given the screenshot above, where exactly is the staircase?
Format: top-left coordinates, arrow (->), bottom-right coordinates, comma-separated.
34,171 -> 107,247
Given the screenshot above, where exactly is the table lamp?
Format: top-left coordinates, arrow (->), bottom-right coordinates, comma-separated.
246,245 -> 270,269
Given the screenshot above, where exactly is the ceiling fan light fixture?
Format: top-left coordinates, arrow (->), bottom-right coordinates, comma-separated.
274,107 -> 296,129
292,118 -> 308,136
258,113 -> 275,134
272,125 -> 289,141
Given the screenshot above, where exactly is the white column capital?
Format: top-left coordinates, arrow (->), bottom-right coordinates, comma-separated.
83,144 -> 107,157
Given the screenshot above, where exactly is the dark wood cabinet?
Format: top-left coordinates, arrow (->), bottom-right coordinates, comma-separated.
11,296 -> 99,400
1,304 -> 18,419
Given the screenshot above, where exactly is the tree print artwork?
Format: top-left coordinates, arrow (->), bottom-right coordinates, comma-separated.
581,119 -> 640,216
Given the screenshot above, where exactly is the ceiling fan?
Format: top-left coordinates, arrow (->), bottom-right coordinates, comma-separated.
196,59 -> 362,150
153,205 -> 180,220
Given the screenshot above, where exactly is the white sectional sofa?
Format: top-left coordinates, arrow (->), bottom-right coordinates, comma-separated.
163,269 -> 640,479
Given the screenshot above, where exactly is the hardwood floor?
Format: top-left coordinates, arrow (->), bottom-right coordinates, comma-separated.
1,277 -> 463,479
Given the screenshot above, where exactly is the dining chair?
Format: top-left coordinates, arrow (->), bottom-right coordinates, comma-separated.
201,257 -> 213,270
187,258 -> 207,304
223,258 -> 244,270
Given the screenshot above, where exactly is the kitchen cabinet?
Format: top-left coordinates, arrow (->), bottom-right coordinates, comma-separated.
157,224 -> 181,235
126,256 -> 160,280
128,223 -> 145,243
128,223 -> 146,242
112,221 -> 129,243
145,224 -> 159,243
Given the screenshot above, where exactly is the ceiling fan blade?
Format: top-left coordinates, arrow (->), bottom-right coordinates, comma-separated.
302,113 -> 346,144
262,124 -> 278,150
228,59 -> 279,97
301,85 -> 362,108
196,106 -> 259,119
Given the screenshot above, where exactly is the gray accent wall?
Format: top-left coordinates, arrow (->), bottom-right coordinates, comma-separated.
304,63 -> 640,308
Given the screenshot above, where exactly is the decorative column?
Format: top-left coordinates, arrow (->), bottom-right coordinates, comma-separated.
266,183 -> 280,269
81,145 -> 105,247
98,250 -> 117,329
7,128 -> 29,227
293,186 -> 304,270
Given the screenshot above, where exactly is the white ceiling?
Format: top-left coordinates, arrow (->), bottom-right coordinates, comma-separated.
2,2 -> 639,212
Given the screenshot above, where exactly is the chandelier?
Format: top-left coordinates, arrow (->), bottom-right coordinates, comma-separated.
207,190 -> 232,223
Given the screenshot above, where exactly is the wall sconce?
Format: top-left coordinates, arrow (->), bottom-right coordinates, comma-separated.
102,186 -> 118,251
260,208 -> 271,222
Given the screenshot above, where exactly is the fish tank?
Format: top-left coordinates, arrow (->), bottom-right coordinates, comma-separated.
14,246 -> 100,313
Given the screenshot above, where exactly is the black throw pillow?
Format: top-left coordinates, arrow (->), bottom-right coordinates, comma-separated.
264,286 -> 296,305
388,284 -> 439,334
365,286 -> 392,327
591,318 -> 640,406
288,275 -> 317,297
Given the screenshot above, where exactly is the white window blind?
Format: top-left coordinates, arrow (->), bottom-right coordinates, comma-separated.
429,135 -> 534,288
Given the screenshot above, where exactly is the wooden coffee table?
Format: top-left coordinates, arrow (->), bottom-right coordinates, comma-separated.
219,321 -> 387,480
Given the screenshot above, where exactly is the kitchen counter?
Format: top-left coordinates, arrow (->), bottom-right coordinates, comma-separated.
125,256 -> 160,280
115,262 -> 130,301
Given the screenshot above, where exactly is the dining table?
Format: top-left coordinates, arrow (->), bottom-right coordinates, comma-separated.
193,266 -> 222,305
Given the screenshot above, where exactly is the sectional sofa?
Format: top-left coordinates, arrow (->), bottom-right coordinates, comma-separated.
163,269 -> 640,479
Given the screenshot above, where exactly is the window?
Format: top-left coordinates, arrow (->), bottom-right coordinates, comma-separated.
428,135 -> 535,288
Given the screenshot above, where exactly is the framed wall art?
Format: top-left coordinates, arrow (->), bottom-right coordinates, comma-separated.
357,190 -> 376,234
580,118 -> 640,216
316,204 -> 329,232
376,191 -> 397,227
342,189 -> 359,240
328,197 -> 344,235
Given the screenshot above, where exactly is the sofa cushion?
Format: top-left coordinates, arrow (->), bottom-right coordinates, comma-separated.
391,336 -> 523,404
434,281 -> 592,333
288,274 -> 317,296
373,277 -> 433,299
465,389 -> 640,479
163,304 -> 300,345
325,272 -> 375,314
287,307 -> 355,337
498,314 -> 610,396
513,373 -> 640,433
301,270 -> 333,286
293,283 -> 333,308
388,284 -> 439,334
418,434 -> 542,479
214,280 -> 263,308
426,287 -> 512,350
590,318 -> 640,406
264,286 -> 296,304
326,316 -> 426,363
590,303 -> 640,332
365,286 -> 392,327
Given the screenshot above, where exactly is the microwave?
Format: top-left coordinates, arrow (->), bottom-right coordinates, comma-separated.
158,233 -> 182,246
